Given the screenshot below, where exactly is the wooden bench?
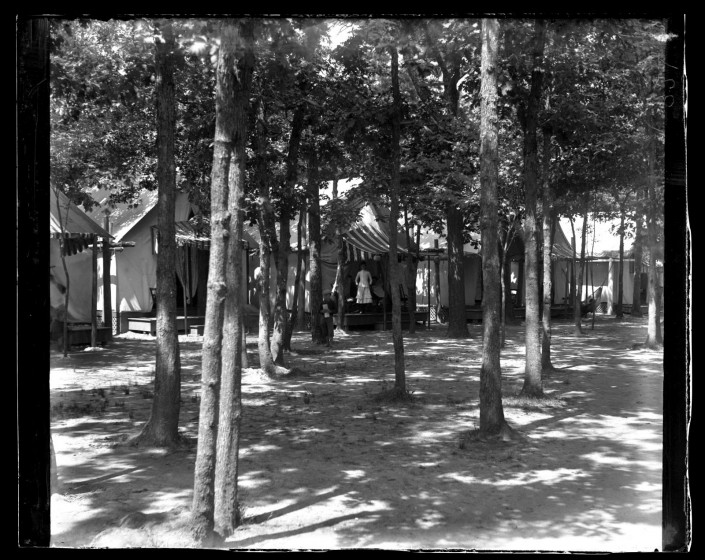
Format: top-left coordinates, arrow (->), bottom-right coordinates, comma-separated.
127,316 -> 206,336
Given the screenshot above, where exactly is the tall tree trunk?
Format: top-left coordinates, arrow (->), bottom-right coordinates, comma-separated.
307,151 -> 324,344
616,205 -> 626,319
572,204 -> 589,334
433,239 -> 441,320
498,236 -> 507,347
540,128 -> 556,372
542,208 -> 557,373
296,207 -> 308,331
331,178 -> 348,335
215,19 -> 254,540
404,207 -> 417,334
272,106 -> 304,363
446,203 -> 468,338
102,215 -> 113,336
388,44 -> 406,394
192,20 -> 238,544
196,248 -> 209,317
136,19 -> 181,446
520,19 -> 546,398
253,106 -> 278,376
568,219 -> 577,311
91,236 -> 98,348
478,18 -> 508,436
284,206 -> 305,350
631,214 -> 644,317
426,23 -> 467,339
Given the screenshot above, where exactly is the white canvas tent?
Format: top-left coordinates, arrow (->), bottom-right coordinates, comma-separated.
553,217 -> 656,312
88,188 -> 204,331
50,188 -> 112,328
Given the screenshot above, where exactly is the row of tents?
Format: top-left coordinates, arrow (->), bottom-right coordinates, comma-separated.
50,181 -> 659,338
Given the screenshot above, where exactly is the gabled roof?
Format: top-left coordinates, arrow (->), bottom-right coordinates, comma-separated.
50,188 -> 111,239
87,189 -> 159,242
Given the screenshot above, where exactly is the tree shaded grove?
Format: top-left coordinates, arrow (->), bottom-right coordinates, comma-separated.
38,16 -> 682,547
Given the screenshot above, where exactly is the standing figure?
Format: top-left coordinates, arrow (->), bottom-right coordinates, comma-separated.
320,290 -> 337,346
355,261 -> 373,312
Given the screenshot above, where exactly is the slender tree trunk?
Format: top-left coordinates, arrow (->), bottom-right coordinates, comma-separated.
388,44 -> 406,393
91,236 -> 98,348
499,239 -> 506,347
331,177 -> 348,336
295,207 -> 308,331
192,20 -> 237,544
478,17 -> 508,436
631,214 -> 644,317
136,19 -> 181,447
285,207 -> 305,349
573,204 -> 589,334
616,205 -> 625,319
568,219 -> 577,311
272,106 -> 304,363
197,249 -> 208,317
446,203 -> 468,338
542,209 -> 557,373
307,151 -> 324,344
54,192 -> 71,356
102,215 -> 113,336
520,19 -> 546,398
253,106 -> 278,375
213,20 -> 255,538
404,207 -> 417,334
256,223 -> 276,374
433,239 -> 441,320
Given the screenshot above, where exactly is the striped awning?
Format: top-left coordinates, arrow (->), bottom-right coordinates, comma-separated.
173,221 -> 259,250
175,221 -> 211,250
344,223 -> 408,255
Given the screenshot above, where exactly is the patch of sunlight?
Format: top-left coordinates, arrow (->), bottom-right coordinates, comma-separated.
441,467 -> 586,487
406,430 -> 455,443
633,480 -> 661,492
496,467 -> 586,486
241,443 -> 282,454
342,469 -> 366,479
581,451 -> 661,470
143,488 -> 192,513
560,390 -> 590,397
570,364 -> 596,372
505,412 -> 553,426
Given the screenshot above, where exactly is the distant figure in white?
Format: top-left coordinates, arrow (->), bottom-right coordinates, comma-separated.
355,261 -> 373,312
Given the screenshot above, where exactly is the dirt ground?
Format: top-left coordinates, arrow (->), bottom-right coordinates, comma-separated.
49,314 -> 664,551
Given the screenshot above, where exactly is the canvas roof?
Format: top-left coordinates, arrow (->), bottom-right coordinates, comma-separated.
84,188 -> 159,241
558,217 -> 636,261
343,202 -> 416,257
174,220 -> 259,250
50,188 -> 111,239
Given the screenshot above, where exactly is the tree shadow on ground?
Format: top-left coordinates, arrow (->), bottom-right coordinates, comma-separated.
50,318 -> 662,550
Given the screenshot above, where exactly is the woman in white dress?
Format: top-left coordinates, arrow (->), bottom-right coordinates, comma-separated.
355,261 -> 373,312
